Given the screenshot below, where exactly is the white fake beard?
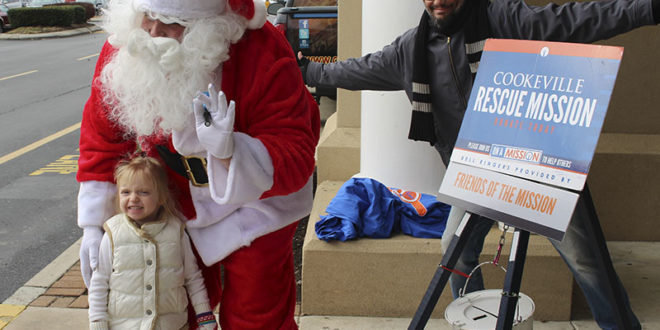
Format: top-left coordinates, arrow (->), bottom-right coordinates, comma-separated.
99,2 -> 247,137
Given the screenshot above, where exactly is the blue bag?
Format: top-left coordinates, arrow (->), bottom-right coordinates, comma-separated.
315,178 -> 450,241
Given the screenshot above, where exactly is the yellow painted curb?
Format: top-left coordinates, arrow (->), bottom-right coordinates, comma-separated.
0,304 -> 25,329
0,304 -> 25,317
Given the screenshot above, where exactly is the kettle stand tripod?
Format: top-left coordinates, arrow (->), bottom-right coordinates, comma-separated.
407,186 -> 633,330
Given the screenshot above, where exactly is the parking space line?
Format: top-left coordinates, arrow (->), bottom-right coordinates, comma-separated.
76,53 -> 100,61
0,122 -> 81,166
0,70 -> 38,81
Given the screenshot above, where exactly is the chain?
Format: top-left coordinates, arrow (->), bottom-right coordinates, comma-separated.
492,224 -> 509,265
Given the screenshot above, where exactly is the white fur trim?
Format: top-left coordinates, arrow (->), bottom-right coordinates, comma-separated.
186,177 -> 313,265
206,132 -> 274,205
77,181 -> 117,228
134,0 -> 226,20
247,0 -> 266,30
186,207 -> 253,265
186,185 -> 242,229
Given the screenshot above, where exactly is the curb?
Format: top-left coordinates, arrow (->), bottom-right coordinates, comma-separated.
0,24 -> 103,40
1,238 -> 82,329
0,305 -> 24,329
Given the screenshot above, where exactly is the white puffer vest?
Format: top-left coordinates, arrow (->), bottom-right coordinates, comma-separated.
103,214 -> 188,330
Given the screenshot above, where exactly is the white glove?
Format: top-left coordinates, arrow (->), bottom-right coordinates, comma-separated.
172,114 -> 205,156
80,226 -> 103,288
193,83 -> 235,159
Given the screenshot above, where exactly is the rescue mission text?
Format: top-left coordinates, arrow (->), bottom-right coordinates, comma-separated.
471,71 -> 597,128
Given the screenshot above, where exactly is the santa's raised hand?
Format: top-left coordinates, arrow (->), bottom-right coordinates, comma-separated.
193,83 -> 235,159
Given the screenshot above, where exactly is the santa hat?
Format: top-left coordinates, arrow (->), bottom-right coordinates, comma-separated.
228,0 -> 266,30
134,0 -> 266,29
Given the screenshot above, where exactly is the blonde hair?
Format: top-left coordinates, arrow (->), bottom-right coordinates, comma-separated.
114,156 -> 181,221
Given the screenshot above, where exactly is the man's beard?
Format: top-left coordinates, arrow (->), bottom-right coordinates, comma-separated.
99,3 -> 247,137
432,14 -> 457,31
428,1 -> 467,33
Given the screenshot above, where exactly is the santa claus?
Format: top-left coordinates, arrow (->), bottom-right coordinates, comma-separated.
76,0 -> 320,328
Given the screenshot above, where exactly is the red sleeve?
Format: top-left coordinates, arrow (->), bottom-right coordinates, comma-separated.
76,41 -> 136,184
222,24 -> 321,199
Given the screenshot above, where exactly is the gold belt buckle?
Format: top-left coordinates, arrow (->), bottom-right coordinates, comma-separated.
181,156 -> 208,187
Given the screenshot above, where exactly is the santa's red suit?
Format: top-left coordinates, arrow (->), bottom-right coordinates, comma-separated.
77,19 -> 320,329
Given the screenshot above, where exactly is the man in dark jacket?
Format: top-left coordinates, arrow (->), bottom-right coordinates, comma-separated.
299,0 -> 660,329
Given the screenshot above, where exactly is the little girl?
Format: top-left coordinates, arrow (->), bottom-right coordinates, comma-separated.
88,156 -> 217,330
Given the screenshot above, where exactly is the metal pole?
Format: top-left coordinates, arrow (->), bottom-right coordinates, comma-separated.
409,212 -> 479,330
496,229 -> 530,330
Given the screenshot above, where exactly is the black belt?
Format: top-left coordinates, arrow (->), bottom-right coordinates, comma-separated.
156,145 -> 209,187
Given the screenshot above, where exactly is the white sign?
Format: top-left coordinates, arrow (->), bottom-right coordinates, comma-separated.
438,162 -> 579,240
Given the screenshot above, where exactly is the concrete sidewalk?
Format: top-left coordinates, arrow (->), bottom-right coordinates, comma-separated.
2,238 -> 659,329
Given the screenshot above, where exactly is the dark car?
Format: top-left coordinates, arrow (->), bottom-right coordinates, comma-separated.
268,0 -> 338,103
0,4 -> 10,32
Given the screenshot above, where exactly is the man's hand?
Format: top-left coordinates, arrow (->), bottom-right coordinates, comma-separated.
297,51 -> 310,84
80,226 -> 103,288
193,83 -> 235,159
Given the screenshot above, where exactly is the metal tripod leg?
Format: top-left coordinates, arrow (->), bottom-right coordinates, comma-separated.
495,184 -> 630,329
496,229 -> 530,330
408,212 -> 480,330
